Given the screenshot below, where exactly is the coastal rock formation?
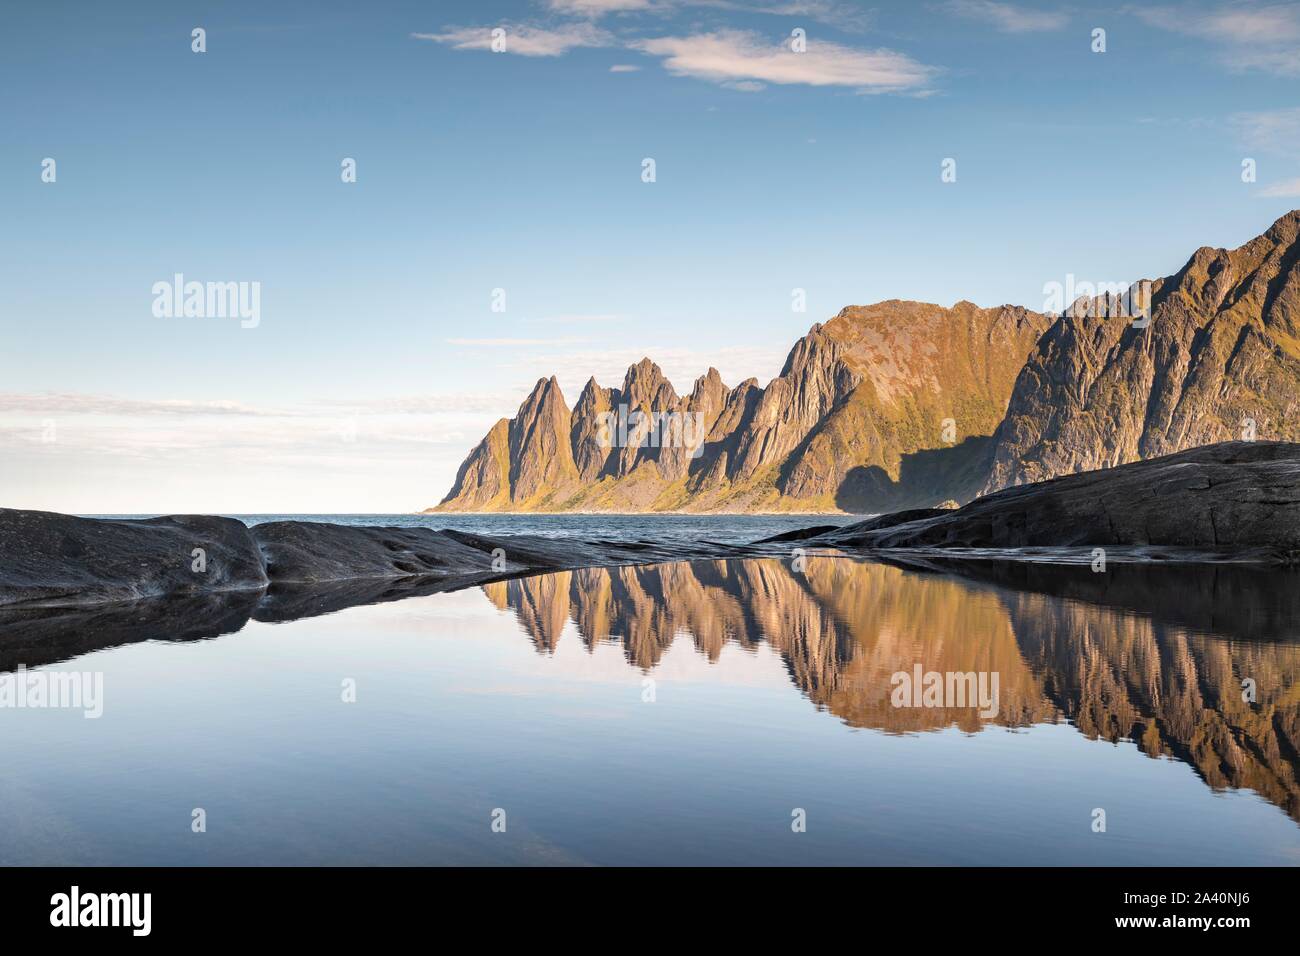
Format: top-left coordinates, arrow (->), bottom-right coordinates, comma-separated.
0,510 -> 268,607
0,508 -> 746,610
803,441 -> 1300,556
985,210 -> 1300,492
436,300 -> 1049,513
7,440 -> 1300,611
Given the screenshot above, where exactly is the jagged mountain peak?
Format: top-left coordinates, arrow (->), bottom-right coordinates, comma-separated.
1262,208 -> 1300,245
437,298 -> 1047,512
689,366 -> 728,404
517,374 -> 565,408
436,213 -> 1300,514
984,210 -> 1300,492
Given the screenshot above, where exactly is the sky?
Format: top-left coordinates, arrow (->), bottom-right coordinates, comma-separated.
2,0 -> 1299,513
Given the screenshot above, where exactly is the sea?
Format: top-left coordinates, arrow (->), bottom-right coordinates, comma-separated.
223,512 -> 860,545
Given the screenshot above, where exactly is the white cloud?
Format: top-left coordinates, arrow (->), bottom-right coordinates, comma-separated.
1137,3 -> 1300,76
412,16 -> 938,93
1259,177 -> 1300,197
0,390 -> 516,420
312,393 -> 519,415
0,392 -> 519,511
0,393 -> 280,417
694,1 -> 874,30
412,23 -> 613,57
943,0 -> 1068,32
1138,3 -> 1300,43
547,0 -> 871,30
632,29 -> 938,93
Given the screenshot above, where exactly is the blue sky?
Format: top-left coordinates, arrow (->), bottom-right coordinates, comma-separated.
3,0 -> 1299,512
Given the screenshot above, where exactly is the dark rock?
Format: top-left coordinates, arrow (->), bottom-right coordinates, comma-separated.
252,521 -> 503,584
802,441 -> 1300,559
0,509 -> 267,608
0,510 -> 748,610
754,524 -> 841,543
0,590 -> 260,672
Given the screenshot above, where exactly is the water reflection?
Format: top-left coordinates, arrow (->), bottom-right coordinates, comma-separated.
481,556 -> 1300,824
3,553 -> 1299,837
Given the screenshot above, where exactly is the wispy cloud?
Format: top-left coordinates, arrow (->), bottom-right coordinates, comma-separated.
0,389 -> 514,499
0,393 -> 280,417
1,420 -> 477,467
694,1 -> 875,30
943,0 -> 1069,33
1259,177 -> 1300,198
1232,107 -> 1300,152
632,29 -> 939,93
412,23 -> 613,57
1137,3 -> 1300,76
413,13 -> 937,93
547,0 -> 872,30
310,393 -> 519,415
0,390 -> 515,419
546,0 -> 659,13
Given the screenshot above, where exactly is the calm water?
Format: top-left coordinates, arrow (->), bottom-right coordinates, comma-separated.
229,513 -> 861,545
3,552 -> 1300,866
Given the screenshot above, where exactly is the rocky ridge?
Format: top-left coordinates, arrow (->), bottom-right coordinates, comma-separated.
985,209 -> 1300,490
438,210 -> 1300,513
437,300 -> 1050,513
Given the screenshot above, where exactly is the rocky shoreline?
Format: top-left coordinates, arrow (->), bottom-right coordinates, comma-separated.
0,509 -> 750,610
764,441 -> 1300,562
3,441 -> 1299,616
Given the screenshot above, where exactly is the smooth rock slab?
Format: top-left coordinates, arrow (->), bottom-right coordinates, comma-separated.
804,441 -> 1300,558
0,511 -> 748,609
0,510 -> 268,608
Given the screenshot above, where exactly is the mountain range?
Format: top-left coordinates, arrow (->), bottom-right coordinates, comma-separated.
433,210 -> 1300,514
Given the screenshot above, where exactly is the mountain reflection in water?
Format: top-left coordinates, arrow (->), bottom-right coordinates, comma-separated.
3,552 -> 1300,864
481,556 -> 1300,825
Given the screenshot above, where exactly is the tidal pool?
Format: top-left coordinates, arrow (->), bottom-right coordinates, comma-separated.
2,555 -> 1298,866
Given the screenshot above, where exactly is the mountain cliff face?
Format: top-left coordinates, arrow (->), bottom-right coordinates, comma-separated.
436,211 -> 1300,513
436,300 -> 1050,513
984,210 -> 1300,491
